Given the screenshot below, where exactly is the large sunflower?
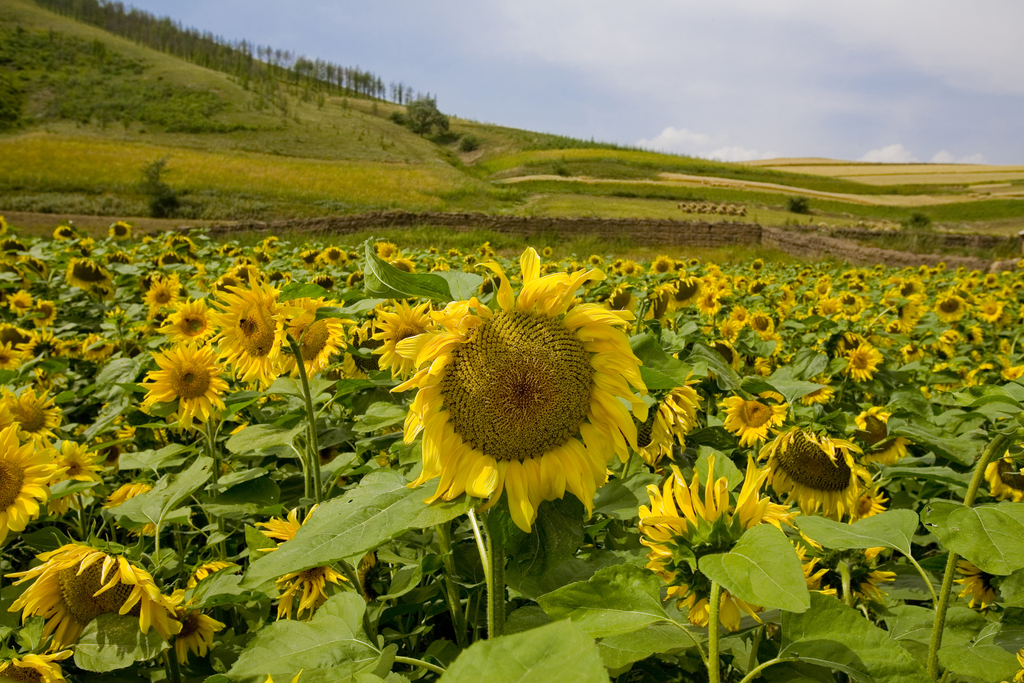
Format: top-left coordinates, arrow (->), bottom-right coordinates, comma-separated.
0,650 -> 73,682
0,425 -> 61,545
210,275 -> 283,386
720,396 -> 787,447
844,343 -> 883,382
394,248 -> 648,532
372,301 -> 434,378
760,427 -> 869,520
985,456 -> 1024,502
7,543 -> 182,648
256,508 -> 346,620
639,456 -> 796,631
142,344 -> 228,429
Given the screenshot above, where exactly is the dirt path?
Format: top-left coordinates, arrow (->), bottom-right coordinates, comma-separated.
495,173 -> 996,208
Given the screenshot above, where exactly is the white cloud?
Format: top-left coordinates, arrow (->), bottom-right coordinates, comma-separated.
860,144 -> 918,163
635,127 -> 711,154
708,146 -> 779,162
930,150 -> 987,164
635,127 -> 777,161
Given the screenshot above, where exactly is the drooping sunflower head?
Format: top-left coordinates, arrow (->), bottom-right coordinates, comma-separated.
65,258 -> 113,294
985,456 -> 1024,502
796,538 -> 896,604
639,456 -> 795,631
210,275 -> 283,387
8,543 -> 182,649
169,589 -> 226,665
955,560 -> 998,610
638,384 -> 702,467
854,407 -> 910,465
142,343 -> 229,429
395,248 -> 647,532
760,427 -> 868,520
109,221 -> 132,240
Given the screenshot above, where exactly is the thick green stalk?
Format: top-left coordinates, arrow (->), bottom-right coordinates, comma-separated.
394,655 -> 445,675
484,513 -> 506,639
708,581 -> 722,683
928,433 -> 1010,681
164,650 -> 182,683
839,560 -> 853,607
286,335 -> 323,506
204,421 -> 227,558
436,522 -> 469,648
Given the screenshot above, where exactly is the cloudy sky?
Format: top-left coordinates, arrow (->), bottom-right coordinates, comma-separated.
128,1 -> 1024,164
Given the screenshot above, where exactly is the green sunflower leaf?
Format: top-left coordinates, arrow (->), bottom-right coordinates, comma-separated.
698,524 -> 810,614
240,469 -> 471,589
226,592 -> 383,679
74,613 -> 167,672
926,502 -> 1024,575
938,622 -> 1021,683
629,332 -> 693,389
435,270 -> 484,299
439,621 -> 610,683
796,509 -> 918,556
886,418 -> 984,466
110,456 -> 213,529
780,593 -> 929,682
278,281 -> 331,302
537,564 -> 673,638
363,240 -> 452,302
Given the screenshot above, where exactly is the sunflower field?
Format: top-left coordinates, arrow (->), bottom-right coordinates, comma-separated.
0,215 -> 1023,683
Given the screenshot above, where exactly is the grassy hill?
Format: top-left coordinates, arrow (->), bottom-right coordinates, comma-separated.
1,0 -> 1023,238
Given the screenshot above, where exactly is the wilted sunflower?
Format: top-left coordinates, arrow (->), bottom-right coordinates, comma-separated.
0,424 -> 61,544
160,299 -> 216,345
256,508 -> 346,620
844,343 -> 883,382
169,589 -> 226,664
0,650 -> 73,682
279,298 -> 348,377
395,248 -> 648,532
854,407 -> 910,465
8,543 -> 182,648
985,456 -> 1024,502
955,560 -> 998,610
760,427 -> 869,519
210,276 -> 283,386
372,301 -> 433,378
720,396 -> 787,447
142,344 -> 228,429
4,387 -> 61,445
638,385 -> 702,467
639,456 -> 796,631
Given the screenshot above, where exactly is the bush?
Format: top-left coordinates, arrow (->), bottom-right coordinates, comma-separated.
787,196 -> 810,214
405,96 -> 449,135
459,134 -> 480,153
139,158 -> 179,218
902,211 -> 933,230
388,111 -> 405,126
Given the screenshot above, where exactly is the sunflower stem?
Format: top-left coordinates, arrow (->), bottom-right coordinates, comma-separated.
927,432 -> 1010,682
203,421 -> 227,559
737,657 -> 790,683
839,560 -> 853,607
164,650 -> 182,683
436,521 -> 469,649
708,580 -> 722,683
286,334 -> 323,506
467,509 -> 489,585
484,512 -> 506,639
394,655 -> 446,676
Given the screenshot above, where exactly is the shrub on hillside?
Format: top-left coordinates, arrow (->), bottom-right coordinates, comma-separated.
139,158 -> 180,218
405,96 -> 449,135
787,195 -> 810,214
459,134 -> 480,152
902,211 -> 933,230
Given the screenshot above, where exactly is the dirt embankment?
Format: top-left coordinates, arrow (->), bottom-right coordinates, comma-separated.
201,211 -> 1020,271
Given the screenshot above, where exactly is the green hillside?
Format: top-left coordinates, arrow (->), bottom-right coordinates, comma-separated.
1,0 -> 1022,236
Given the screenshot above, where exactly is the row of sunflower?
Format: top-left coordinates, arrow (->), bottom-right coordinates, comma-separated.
0,214 -> 1021,682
